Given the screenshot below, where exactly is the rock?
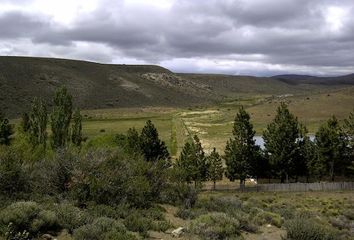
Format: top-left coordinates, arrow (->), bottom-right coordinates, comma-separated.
172,227 -> 184,238
41,234 -> 55,240
266,224 -> 272,228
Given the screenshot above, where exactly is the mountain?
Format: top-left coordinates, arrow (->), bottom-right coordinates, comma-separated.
272,74 -> 354,85
1,56 -> 353,117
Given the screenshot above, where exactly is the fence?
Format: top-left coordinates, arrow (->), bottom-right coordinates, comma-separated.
204,182 -> 354,192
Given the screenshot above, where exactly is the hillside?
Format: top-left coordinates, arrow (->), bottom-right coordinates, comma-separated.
272,73 -> 354,85
1,56 -> 353,117
0,56 -> 216,117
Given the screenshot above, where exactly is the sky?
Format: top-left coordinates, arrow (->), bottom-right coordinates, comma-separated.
0,0 -> 353,76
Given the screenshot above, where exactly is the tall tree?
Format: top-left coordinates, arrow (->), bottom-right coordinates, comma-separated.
225,106 -> 260,188
51,86 -> 73,149
29,98 -> 48,148
140,120 -> 170,162
176,135 -> 208,186
71,108 -> 82,147
263,103 -> 301,183
344,110 -> 354,169
0,112 -> 13,145
315,116 -> 350,181
207,148 -> 223,190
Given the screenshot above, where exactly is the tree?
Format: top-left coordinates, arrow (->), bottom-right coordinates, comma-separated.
140,120 -> 170,162
29,98 -> 48,148
315,116 -> 350,181
21,112 -> 30,133
207,148 -> 223,190
263,103 -> 301,183
344,110 -> 354,169
51,86 -> 73,149
224,106 -> 260,188
0,112 -> 13,145
71,108 -> 82,147
176,135 -> 208,187
126,127 -> 141,154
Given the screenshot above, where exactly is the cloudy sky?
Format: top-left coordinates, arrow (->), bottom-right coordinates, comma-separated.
0,0 -> 353,76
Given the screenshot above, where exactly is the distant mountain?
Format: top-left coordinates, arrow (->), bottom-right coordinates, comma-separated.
0,56 -> 352,117
272,73 -> 354,85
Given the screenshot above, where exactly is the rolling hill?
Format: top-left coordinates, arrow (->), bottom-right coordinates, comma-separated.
1,56 -> 353,117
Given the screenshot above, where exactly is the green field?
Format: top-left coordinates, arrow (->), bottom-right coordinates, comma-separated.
76,86 -> 354,157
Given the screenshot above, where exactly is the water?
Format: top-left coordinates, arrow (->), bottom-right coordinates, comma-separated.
254,135 -> 315,149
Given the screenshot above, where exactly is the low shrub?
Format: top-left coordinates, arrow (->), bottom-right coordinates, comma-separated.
55,203 -> 90,233
189,212 -> 242,240
0,201 -> 59,237
73,217 -> 136,240
123,212 -> 152,238
251,209 -> 283,227
284,217 -> 338,240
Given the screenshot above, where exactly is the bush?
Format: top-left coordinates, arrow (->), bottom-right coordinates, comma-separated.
189,212 -> 242,240
285,218 -> 338,240
73,217 -> 136,240
123,212 -> 152,238
0,148 -> 28,196
55,203 -> 90,233
251,208 -> 283,227
0,201 -> 59,237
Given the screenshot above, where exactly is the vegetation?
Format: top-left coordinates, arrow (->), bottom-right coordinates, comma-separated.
0,85 -> 353,239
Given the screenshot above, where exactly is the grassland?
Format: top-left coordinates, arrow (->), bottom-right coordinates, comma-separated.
73,85 -> 354,157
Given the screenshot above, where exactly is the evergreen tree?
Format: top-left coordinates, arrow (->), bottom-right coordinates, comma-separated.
315,116 -> 350,181
29,98 -> 48,148
207,148 -> 223,190
263,103 -> 301,183
176,135 -> 208,186
126,127 -> 141,154
51,86 -> 73,149
225,106 -> 260,187
0,112 -> 13,145
71,108 -> 82,147
140,120 -> 170,162
344,110 -> 354,166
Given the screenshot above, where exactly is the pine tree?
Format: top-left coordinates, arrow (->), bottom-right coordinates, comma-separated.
140,120 -> 170,162
176,135 -> 208,187
0,112 -> 13,145
207,148 -> 223,190
51,86 -> 73,149
315,116 -> 350,181
71,108 -> 82,147
263,103 -> 301,183
126,127 -> 141,154
225,106 -> 260,188
29,98 -> 48,148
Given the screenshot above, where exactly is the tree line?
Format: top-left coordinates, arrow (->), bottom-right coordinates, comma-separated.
176,103 -> 354,188
0,87 -> 353,190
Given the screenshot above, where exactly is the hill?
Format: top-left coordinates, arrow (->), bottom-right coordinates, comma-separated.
272,73 -> 354,85
1,56 -> 353,117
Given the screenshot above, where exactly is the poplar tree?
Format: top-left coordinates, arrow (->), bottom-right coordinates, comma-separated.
29,98 -> 48,148
225,106 -> 260,188
71,108 -> 82,147
207,148 -> 223,190
51,86 -> 73,149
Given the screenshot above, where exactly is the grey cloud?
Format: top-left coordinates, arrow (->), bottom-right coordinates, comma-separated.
0,0 -> 353,75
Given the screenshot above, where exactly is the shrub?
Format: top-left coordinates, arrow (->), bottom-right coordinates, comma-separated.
55,203 -> 90,233
251,208 -> 283,227
285,218 -> 338,240
189,212 -> 242,240
123,212 -> 152,238
0,201 -> 59,237
73,217 -> 136,240
0,148 -> 28,196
